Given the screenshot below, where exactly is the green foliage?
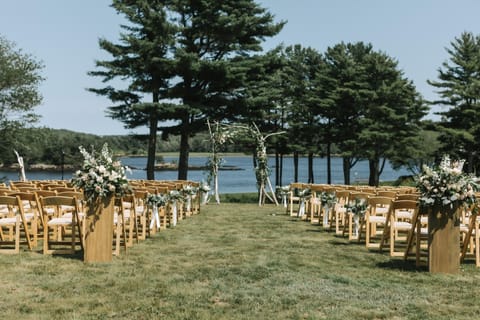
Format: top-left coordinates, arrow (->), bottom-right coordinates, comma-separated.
89,0 -> 285,180
0,35 -> 44,164
428,31 -> 480,173
0,35 -> 44,123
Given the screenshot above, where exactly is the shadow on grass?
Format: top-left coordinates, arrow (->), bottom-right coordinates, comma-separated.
50,251 -> 84,261
376,258 -> 428,272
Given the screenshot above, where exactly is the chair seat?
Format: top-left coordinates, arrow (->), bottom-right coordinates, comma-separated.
47,217 -> 73,226
375,207 -> 389,214
392,221 -> 412,230
368,216 -> 386,223
0,217 -> 18,225
397,210 -> 413,219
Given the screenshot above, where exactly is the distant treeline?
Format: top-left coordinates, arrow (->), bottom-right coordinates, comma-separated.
0,127 -> 245,167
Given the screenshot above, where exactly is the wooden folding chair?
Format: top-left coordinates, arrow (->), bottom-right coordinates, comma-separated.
0,195 -> 34,253
331,189 -> 350,235
8,192 -> 40,248
379,200 -> 419,257
113,197 -> 128,256
40,196 -> 83,255
365,196 -> 392,249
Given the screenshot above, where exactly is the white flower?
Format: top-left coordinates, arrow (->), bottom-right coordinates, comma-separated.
416,155 -> 477,208
71,143 -> 131,201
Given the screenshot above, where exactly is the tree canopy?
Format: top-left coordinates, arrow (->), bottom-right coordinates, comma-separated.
89,0 -> 285,180
428,31 -> 480,173
0,35 -> 44,164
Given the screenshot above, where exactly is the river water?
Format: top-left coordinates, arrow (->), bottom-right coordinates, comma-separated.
0,156 -> 410,193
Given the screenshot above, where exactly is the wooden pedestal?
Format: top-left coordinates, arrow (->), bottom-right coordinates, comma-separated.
428,205 -> 460,274
84,196 -> 114,263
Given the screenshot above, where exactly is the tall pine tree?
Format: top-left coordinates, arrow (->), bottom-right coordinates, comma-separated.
428,31 -> 480,173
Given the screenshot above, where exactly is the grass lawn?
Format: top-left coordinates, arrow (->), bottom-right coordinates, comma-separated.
1,202 -> 480,319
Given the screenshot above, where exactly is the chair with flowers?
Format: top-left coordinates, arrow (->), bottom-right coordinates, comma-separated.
344,191 -> 374,241
181,183 -> 199,217
318,188 -> 336,228
146,192 -> 168,232
287,182 -> 306,216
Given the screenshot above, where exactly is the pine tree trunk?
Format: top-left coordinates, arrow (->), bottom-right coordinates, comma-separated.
178,119 -> 190,180
293,151 -> 299,182
343,157 -> 351,185
275,152 -> 280,187
368,158 -> 380,186
308,152 -> 314,183
146,96 -> 158,180
326,142 -> 332,184
279,153 -> 283,186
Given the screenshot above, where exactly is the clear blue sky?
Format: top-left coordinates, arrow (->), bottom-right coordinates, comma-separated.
1,0 -> 479,135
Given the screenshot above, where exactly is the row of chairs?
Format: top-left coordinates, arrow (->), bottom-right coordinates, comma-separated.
0,179 -> 202,255
286,183 -> 480,267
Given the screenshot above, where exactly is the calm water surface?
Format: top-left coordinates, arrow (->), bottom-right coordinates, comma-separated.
1,156 -> 409,193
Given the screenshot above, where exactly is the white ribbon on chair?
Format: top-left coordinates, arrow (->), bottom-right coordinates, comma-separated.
172,201 -> 177,227
298,199 -> 305,217
186,196 -> 191,213
149,205 -> 161,230
323,206 -> 330,227
282,194 -> 287,208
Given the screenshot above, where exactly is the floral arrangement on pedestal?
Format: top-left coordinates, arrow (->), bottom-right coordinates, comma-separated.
416,154 -> 478,273
72,143 -> 131,201
416,155 -> 477,211
71,143 -> 131,263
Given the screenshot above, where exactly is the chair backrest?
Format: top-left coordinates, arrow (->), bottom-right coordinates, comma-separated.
35,190 -> 57,198
396,194 -> 419,201
39,196 -> 80,219
368,196 -> 393,207
389,199 -> 418,216
56,191 -> 85,201
376,190 -> 397,198
335,190 -> 350,205
0,195 -> 24,215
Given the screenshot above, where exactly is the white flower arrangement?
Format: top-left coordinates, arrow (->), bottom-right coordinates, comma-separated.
199,182 -> 211,193
416,155 -> 477,208
182,185 -> 198,196
168,190 -> 184,202
72,143 -> 131,201
320,191 -> 336,207
276,185 -> 290,196
297,188 -> 312,199
346,197 -> 368,217
146,193 -> 168,207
